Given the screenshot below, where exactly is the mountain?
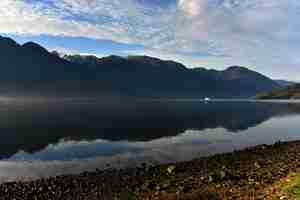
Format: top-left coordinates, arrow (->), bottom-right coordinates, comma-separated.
0,37 -> 78,80
0,36 -> 279,98
256,84 -> 300,99
64,55 -> 280,98
274,80 -> 299,87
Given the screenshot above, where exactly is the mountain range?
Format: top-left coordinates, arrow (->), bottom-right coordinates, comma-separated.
0,35 -> 280,98
274,80 -> 299,87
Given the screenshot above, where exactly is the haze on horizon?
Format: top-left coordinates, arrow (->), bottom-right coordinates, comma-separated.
0,0 -> 299,81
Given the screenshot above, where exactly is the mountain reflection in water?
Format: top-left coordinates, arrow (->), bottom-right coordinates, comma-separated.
0,100 -> 300,181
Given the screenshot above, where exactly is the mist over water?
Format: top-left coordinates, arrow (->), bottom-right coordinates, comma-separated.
0,98 -> 300,182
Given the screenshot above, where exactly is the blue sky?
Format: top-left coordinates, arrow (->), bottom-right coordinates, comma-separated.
0,0 -> 300,81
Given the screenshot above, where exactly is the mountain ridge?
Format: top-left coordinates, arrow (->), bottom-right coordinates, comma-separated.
274,80 -> 299,87
0,36 -> 280,98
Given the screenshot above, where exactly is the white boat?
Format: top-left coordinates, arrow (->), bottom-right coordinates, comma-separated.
204,97 -> 211,102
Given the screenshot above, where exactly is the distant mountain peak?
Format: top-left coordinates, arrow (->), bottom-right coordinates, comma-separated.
127,55 -> 162,61
103,55 -> 126,60
274,79 -> 299,87
0,36 -> 20,48
127,55 -> 174,63
65,54 -> 188,71
225,66 -> 250,72
22,42 -> 49,54
127,55 -> 187,71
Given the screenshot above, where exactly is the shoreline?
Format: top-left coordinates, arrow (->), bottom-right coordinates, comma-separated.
1,140 -> 300,199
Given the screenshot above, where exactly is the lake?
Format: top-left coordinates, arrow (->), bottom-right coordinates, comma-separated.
0,98 -> 300,182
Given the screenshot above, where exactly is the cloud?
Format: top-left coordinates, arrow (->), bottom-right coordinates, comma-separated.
1,0 -> 150,43
178,0 -> 202,16
0,0 -> 299,80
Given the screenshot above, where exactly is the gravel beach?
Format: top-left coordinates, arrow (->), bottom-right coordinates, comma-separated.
1,140 -> 300,199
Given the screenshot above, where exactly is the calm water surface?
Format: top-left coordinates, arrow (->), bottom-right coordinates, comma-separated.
0,99 -> 300,182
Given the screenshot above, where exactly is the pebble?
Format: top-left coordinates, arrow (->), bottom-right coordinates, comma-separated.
0,141 -> 299,199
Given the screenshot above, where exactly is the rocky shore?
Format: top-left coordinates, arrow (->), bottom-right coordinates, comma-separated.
1,140 -> 300,199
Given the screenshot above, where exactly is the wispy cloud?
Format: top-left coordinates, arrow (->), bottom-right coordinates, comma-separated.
0,0 -> 299,80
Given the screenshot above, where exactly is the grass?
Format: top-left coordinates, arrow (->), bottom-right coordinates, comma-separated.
281,173 -> 300,199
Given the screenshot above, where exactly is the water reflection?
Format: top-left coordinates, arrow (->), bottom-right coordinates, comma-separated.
0,101 -> 299,157
0,100 -> 300,181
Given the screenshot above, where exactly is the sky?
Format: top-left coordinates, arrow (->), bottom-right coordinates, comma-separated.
0,0 -> 300,81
